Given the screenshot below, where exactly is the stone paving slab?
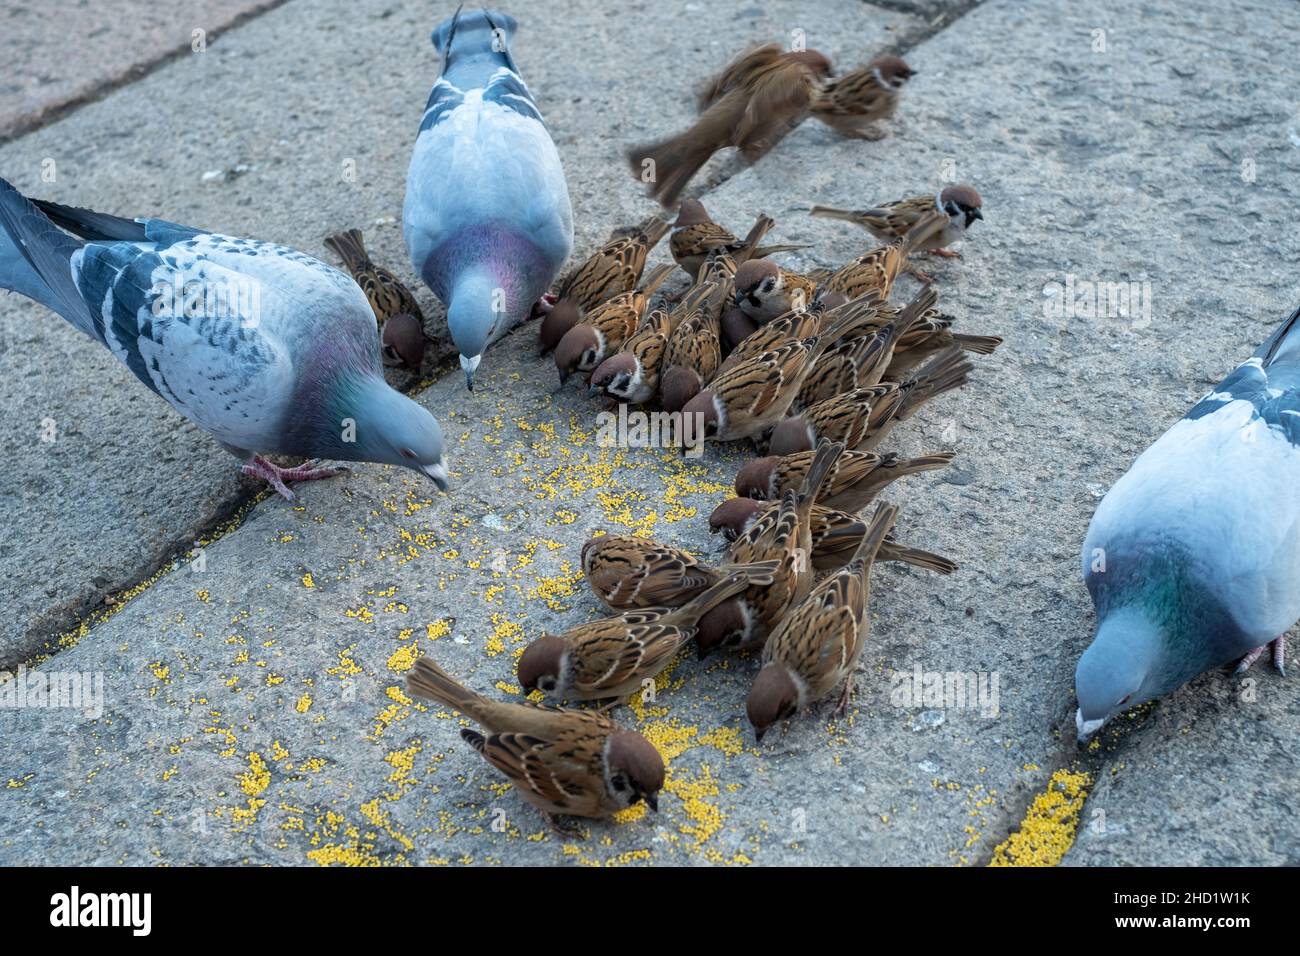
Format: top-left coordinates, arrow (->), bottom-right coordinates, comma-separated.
2,0 -> 1300,866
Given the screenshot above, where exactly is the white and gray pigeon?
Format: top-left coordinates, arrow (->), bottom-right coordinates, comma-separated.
1076,304 -> 1300,743
403,7 -> 573,390
0,178 -> 448,500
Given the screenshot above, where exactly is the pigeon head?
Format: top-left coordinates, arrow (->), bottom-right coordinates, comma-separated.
432,8 -> 519,70
447,270 -> 505,390
708,497 -> 762,540
341,377 -> 449,490
554,324 -> 600,384
746,662 -> 800,742
1074,606 -> 1164,745
734,456 -> 778,499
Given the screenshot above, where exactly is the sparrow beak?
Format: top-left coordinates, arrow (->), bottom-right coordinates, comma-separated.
1075,708 -> 1105,748
754,726 -> 767,743
558,369 -> 570,387
972,209 -> 984,222
646,793 -> 659,813
733,292 -> 746,306
585,384 -> 602,398
421,462 -> 450,492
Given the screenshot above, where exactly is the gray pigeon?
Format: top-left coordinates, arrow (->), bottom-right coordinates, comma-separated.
1076,304 -> 1300,742
403,7 -> 573,390
0,178 -> 448,499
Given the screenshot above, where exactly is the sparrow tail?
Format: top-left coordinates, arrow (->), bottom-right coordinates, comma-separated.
664,565 -> 776,626
752,241 -> 809,259
323,228 -> 371,275
893,284 -> 940,342
407,656 -> 488,721
637,215 -> 672,251
638,262 -> 675,299
878,540 -> 958,575
808,205 -> 867,225
898,345 -> 973,419
736,214 -> 775,260
951,332 -> 1004,355
849,502 -> 899,575
628,131 -> 718,208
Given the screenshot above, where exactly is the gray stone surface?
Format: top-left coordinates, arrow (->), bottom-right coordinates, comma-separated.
2,0 -> 1299,866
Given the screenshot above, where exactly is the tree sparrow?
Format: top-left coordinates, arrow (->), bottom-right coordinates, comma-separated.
669,200 -> 804,279
811,184 -> 984,259
554,215 -> 670,314
555,263 -> 673,384
324,228 -> 425,327
810,55 -> 914,140
735,447 -> 954,512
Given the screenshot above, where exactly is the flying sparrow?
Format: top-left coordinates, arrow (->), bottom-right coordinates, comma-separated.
680,300 -> 879,445
555,263 -> 673,384
809,55 -> 914,140
709,497 -> 957,574
324,228 -> 425,327
810,184 -> 984,260
518,569 -> 770,702
735,447 -> 955,512
669,200 -> 805,279
553,215 -> 670,314
747,502 -> 898,740
406,656 -> 664,823
696,441 -> 844,658
628,49 -> 833,206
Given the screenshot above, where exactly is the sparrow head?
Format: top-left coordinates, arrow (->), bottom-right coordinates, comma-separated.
554,324 -> 600,384
733,259 -> 781,306
681,389 -> 721,439
812,290 -> 850,316
786,49 -> 834,80
539,298 -> 583,354
516,634 -> 567,696
746,663 -> 800,742
939,184 -> 984,229
695,599 -> 749,659
734,456 -> 779,499
870,55 -> 915,89
673,198 -> 711,229
708,497 -> 762,540
588,352 -> 637,398
767,415 -> 814,457
660,365 -> 703,413
606,730 -> 665,811
720,304 -> 759,352
381,313 -> 427,371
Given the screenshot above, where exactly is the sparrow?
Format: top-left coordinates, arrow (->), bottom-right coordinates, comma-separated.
810,184 -> 984,260
553,215 -> 670,314
709,497 -> 957,574
555,263 -> 673,383
718,307 -> 821,375
884,309 -> 1003,378
809,55 -> 914,140
819,210 -> 948,301
659,280 -> 727,412
403,8 -> 572,389
771,343 -> 974,455
680,300 -> 879,445
587,308 -> 673,404
518,569 -> 768,702
731,258 -> 819,324
669,200 -> 804,279
629,48 -> 833,206
406,656 -> 663,823
324,228 -> 425,327
735,447 -> 955,513
747,502 -> 898,740
1074,302 -> 1300,744
381,313 -> 428,371
796,319 -> 910,407
696,441 -> 844,658
581,533 -> 778,611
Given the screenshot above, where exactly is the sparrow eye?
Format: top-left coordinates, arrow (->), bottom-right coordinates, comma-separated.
539,676 -> 557,692
399,448 -> 416,460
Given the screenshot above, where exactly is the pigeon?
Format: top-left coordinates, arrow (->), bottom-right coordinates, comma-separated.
1076,304 -> 1300,744
0,178 -> 448,499
404,7 -> 573,390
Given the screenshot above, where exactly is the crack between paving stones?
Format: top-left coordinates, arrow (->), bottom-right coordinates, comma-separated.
0,0 -> 293,147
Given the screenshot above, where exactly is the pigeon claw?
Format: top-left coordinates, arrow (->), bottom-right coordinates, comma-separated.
242,455 -> 344,501
1235,635 -> 1287,676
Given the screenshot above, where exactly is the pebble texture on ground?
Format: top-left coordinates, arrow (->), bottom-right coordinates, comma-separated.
1,0 -> 1297,865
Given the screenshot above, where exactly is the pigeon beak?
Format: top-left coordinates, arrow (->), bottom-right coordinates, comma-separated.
459,353 -> 481,392
645,793 -> 659,813
422,461 -> 450,492
1075,708 -> 1105,747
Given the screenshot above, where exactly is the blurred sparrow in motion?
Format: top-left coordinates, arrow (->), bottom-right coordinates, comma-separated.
810,55 -> 914,140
